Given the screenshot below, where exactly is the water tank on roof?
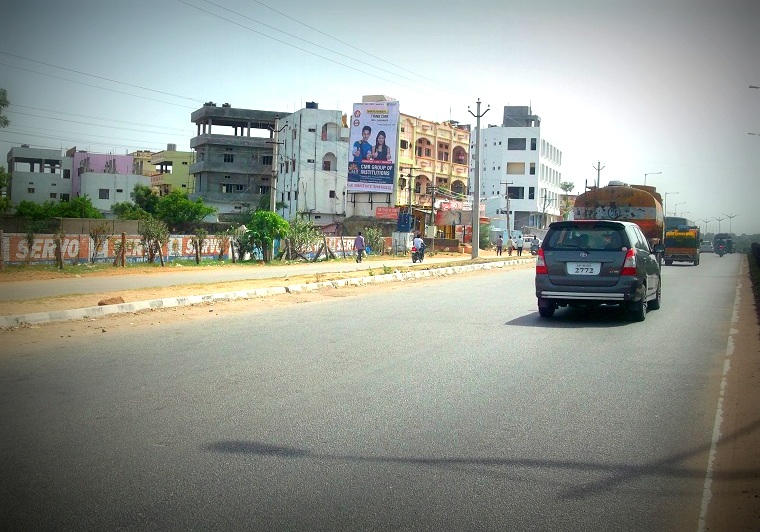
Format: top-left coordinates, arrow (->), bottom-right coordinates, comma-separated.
305,102 -> 319,109
167,143 -> 177,151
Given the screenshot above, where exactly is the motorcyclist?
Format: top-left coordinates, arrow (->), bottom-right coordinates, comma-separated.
413,233 -> 426,260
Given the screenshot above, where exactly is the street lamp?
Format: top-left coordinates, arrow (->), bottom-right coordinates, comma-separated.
697,218 -> 710,234
663,191 -> 678,220
644,171 -> 661,186
714,216 -> 725,233
674,201 -> 686,216
723,213 -> 738,235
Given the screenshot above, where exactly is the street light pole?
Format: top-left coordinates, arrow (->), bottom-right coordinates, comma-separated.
644,171 -> 661,186
714,216 -> 725,233
723,213 -> 738,235
468,99 -> 489,259
663,192 -> 678,220
674,202 -> 686,216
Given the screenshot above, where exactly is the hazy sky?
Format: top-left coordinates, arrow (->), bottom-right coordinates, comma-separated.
1,0 -> 758,234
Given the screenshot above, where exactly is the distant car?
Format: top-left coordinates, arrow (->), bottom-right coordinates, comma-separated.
535,220 -> 665,321
699,241 -> 713,253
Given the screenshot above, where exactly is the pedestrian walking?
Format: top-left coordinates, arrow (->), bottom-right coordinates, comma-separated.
496,235 -> 504,256
354,231 -> 366,263
507,237 -> 514,256
516,235 -> 524,256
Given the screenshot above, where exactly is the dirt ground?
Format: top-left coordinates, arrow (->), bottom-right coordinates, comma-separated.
1,258 -> 758,528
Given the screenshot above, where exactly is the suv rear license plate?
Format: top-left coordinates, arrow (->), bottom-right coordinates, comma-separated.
566,262 -> 601,275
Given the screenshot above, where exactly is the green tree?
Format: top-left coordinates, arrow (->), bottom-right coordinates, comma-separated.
479,223 -> 491,250
0,88 -> 9,128
0,166 -> 10,213
56,195 -> 102,219
559,181 -> 575,219
155,190 -> 216,232
363,227 -> 385,255
112,201 -> 150,220
286,217 -> 321,256
138,217 -> 169,265
131,183 -> 159,214
89,221 -> 113,263
246,210 -> 289,262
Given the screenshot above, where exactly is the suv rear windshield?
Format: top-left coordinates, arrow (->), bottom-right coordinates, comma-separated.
544,223 -> 628,251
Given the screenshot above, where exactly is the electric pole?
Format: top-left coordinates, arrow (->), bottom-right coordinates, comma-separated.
267,118 -> 287,213
468,98 -> 489,259
400,166 -> 420,233
501,180 -> 513,237
593,160 -> 605,188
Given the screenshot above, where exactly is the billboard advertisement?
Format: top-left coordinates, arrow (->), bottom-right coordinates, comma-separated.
347,101 -> 399,193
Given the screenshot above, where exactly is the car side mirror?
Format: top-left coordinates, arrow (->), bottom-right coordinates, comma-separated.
652,243 -> 665,254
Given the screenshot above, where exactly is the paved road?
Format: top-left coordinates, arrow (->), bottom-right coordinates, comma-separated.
0,253 -> 747,531
1,254 -> 512,302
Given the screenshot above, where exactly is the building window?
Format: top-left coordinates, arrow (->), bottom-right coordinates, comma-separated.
258,186 -> 269,195
235,184 -> 244,192
222,184 -> 233,193
531,138 -> 537,150
224,175 -> 231,179
99,189 -> 110,199
400,139 -> 409,149
323,161 -> 332,171
329,190 -> 336,198
507,138 -> 527,150
50,193 -> 57,199
224,154 -> 234,163
507,186 -> 524,199
529,187 -> 535,199
507,162 -> 526,174
425,148 -> 431,157
262,155 -> 273,165
116,188 -> 123,193
63,169 -> 71,179
61,194 -> 70,201
529,163 -> 536,175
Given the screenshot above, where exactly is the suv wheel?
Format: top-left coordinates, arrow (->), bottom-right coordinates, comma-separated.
630,293 -> 647,322
538,298 -> 555,318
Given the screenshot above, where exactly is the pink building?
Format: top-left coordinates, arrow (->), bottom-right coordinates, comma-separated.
66,147 -> 134,197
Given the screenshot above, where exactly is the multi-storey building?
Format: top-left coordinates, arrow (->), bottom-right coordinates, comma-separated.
276,103 -> 350,224
471,106 -> 563,237
6,146 -> 73,204
396,113 -> 470,236
189,103 -> 286,215
130,150 -> 157,178
149,144 -> 194,196
66,148 -> 149,212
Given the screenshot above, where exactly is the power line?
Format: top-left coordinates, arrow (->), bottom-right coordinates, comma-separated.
8,110 -> 193,136
0,51 -> 202,103
0,62 -> 198,109
196,0 -> 457,96
10,104 -> 191,133
176,0 -> 442,96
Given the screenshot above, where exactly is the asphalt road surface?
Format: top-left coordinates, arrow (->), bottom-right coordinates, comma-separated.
0,253 -> 744,531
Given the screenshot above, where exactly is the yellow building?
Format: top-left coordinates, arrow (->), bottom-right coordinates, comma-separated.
149,144 -> 194,196
396,114 -> 470,237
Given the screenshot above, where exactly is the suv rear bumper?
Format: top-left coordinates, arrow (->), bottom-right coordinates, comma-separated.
539,291 -> 627,301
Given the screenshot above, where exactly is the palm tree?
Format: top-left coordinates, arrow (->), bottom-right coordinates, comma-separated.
559,181 -> 575,219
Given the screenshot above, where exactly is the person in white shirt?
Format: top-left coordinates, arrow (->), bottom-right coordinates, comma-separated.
413,233 -> 425,259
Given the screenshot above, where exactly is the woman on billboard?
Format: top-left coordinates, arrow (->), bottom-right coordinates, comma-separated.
371,130 -> 392,163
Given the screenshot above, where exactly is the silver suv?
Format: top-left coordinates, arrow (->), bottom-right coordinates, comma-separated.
535,220 -> 665,321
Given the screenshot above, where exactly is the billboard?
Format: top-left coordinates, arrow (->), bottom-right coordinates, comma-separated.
347,101 -> 399,193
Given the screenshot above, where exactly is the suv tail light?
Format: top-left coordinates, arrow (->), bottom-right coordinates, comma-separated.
621,247 -> 637,276
536,248 -> 548,274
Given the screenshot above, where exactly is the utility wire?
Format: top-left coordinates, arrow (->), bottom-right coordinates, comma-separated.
8,111 -> 193,136
0,62 -> 198,109
0,51 -> 202,103
176,0 -> 434,95
10,104 -> 191,133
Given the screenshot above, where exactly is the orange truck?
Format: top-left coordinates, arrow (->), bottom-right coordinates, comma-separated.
572,180 -> 665,248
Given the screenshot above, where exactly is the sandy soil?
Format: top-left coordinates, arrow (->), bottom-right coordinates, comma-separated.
1,257 -> 758,528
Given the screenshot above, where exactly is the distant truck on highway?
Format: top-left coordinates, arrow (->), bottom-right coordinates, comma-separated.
663,223 -> 700,266
573,180 -> 665,250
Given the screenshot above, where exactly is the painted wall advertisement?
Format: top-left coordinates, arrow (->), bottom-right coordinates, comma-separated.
347,101 -> 399,193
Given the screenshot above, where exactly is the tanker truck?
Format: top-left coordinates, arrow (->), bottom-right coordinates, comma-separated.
573,180 -> 665,249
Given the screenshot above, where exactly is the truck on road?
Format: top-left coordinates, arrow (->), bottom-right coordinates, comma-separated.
664,225 -> 700,266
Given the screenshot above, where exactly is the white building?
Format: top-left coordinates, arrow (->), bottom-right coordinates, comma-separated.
471,106 -> 563,237
78,172 -> 151,212
275,103 -> 350,224
6,146 -> 73,204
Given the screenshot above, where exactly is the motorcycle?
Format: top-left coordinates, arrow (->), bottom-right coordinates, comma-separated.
717,245 -> 725,257
411,245 -> 425,263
